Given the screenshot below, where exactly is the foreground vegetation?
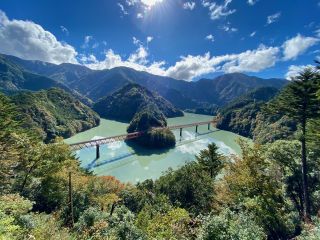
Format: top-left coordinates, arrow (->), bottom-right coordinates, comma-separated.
1,65 -> 320,239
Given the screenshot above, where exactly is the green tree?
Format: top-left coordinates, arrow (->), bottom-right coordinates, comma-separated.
198,209 -> 266,240
216,141 -> 299,239
196,143 -> 225,178
155,162 -> 215,214
268,68 -> 320,220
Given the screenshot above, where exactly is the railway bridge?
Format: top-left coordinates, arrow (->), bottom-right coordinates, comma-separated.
69,120 -> 217,159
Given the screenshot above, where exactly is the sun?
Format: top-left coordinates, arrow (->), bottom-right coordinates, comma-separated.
141,0 -> 163,9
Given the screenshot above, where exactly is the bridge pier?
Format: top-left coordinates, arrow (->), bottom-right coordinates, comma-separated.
195,125 -> 198,134
208,123 -> 210,130
96,144 -> 100,159
180,128 -> 182,137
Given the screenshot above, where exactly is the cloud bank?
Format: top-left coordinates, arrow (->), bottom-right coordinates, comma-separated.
0,10 -> 77,64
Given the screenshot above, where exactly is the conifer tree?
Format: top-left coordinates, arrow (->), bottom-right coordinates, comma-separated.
196,143 -> 225,178
269,68 -> 320,220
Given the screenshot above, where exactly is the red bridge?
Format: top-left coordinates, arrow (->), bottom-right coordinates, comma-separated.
69,120 -> 217,158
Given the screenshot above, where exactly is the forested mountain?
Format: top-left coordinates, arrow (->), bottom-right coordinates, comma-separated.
93,83 -> 183,122
0,55 -> 93,106
215,86 -> 297,143
10,88 -> 100,142
4,54 -> 93,84
2,53 -> 288,109
0,54 -> 69,93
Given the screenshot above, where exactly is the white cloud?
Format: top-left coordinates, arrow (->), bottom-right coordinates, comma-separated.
221,45 -> 280,73
183,2 -> 196,10
0,10 -> 77,64
60,25 -> 69,35
221,24 -> 238,33
250,31 -> 256,37
92,42 -> 99,49
205,34 -> 215,42
118,3 -> 128,15
315,29 -> 320,38
82,35 -> 93,48
132,36 -> 142,46
83,48 -> 166,76
165,52 -> 216,80
266,12 -> 281,25
202,0 -> 236,20
147,36 -> 153,43
282,34 -> 319,60
285,65 -> 315,80
247,0 -> 258,5
126,0 -> 139,6
137,13 -> 143,18
164,45 -> 280,80
128,45 -> 149,64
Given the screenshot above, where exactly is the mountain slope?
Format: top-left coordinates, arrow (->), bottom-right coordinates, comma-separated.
93,83 -> 184,122
0,54 -> 94,106
0,54 -> 70,93
215,87 -> 297,143
11,88 -> 100,142
3,54 -> 93,84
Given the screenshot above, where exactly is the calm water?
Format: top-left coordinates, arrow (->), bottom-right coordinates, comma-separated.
65,113 -> 245,183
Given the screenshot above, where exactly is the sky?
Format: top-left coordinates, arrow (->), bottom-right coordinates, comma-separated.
0,0 -> 319,81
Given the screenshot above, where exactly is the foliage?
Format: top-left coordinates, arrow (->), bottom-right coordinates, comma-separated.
216,141 -> 299,239
197,209 -> 266,240
196,143 -> 225,178
11,88 -> 100,142
139,207 -> 191,239
297,218 -> 320,239
0,194 -> 33,240
155,162 -> 215,214
268,68 -> 320,219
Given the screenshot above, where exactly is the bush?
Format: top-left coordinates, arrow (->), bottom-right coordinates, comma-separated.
197,209 -> 266,240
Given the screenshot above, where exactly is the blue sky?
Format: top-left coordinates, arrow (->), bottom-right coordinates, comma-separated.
0,0 -> 319,81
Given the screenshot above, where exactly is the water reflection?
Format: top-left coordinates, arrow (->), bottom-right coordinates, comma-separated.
67,113 -> 244,183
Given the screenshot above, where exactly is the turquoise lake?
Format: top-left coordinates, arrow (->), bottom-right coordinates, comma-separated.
65,113 -> 245,183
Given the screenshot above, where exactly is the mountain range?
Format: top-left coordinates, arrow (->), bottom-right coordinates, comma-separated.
0,53 -> 288,110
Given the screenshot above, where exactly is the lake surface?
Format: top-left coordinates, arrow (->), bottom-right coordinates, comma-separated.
65,113 -> 245,183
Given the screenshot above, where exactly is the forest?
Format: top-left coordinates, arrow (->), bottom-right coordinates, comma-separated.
0,66 -> 319,239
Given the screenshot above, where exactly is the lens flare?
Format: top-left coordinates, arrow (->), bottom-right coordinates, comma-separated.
141,0 -> 163,9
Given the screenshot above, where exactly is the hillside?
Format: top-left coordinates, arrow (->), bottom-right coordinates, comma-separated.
4,54 -> 93,84
215,87 -> 297,143
4,54 -> 289,109
0,54 -> 93,106
0,54 -> 69,93
11,88 -> 100,142
127,103 -> 176,148
93,83 -> 184,122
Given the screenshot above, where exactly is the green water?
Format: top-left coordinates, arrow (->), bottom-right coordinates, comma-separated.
65,113 -> 245,183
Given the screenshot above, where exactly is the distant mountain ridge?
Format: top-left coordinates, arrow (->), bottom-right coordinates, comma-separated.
0,53 -> 289,109
0,54 -> 93,106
